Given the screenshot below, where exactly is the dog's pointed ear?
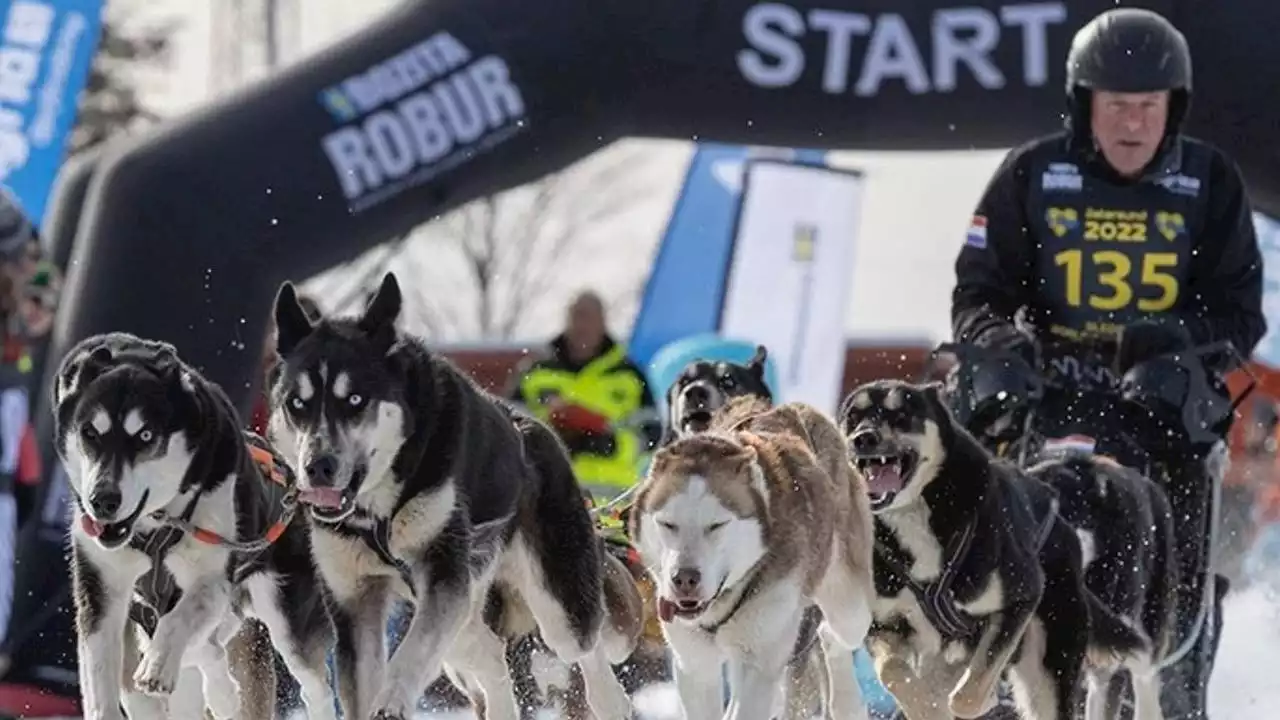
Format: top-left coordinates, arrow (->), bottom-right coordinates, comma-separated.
274,281 -> 315,356
359,273 -> 402,334
747,345 -> 768,377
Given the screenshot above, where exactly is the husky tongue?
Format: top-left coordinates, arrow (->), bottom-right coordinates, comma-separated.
300,487 -> 346,510
657,597 -> 678,623
81,515 -> 103,538
865,462 -> 904,495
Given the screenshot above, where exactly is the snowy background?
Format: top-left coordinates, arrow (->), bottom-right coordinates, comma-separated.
112,2 -> 1280,717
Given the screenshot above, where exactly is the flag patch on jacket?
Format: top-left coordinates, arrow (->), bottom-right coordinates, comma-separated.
965,215 -> 988,249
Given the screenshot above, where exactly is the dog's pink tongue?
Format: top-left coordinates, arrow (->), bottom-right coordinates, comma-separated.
80,515 -> 103,538
657,597 -> 678,623
865,464 -> 904,495
300,487 -> 345,510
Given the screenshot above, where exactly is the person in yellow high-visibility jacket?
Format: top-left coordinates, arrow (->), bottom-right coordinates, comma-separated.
508,290 -> 660,505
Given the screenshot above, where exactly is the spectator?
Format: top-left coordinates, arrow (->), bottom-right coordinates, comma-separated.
507,290 -> 660,504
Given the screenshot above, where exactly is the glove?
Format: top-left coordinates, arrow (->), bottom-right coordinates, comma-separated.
549,402 -> 612,435
974,323 -> 1039,369
1114,318 -> 1194,375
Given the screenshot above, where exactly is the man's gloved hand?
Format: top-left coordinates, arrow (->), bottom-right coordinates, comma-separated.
1114,318 -> 1194,375
974,323 -> 1039,369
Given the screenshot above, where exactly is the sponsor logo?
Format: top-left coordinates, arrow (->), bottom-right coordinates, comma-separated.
1045,206 -> 1078,237
1042,162 -> 1082,192
737,2 -> 1068,95
792,223 -> 817,261
1154,172 -> 1200,197
965,214 -> 988,248
1155,211 -> 1185,241
317,31 -> 528,212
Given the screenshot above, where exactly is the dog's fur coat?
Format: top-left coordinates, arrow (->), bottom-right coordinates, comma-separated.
838,380 -> 1144,720
1028,452 -> 1179,720
631,396 -> 875,720
56,332 -> 335,720
268,273 -> 632,720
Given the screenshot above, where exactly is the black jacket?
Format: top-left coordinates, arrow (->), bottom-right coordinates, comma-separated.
952,131 -> 1265,362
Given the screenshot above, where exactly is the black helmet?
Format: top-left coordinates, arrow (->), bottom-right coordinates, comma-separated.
1065,9 -> 1192,135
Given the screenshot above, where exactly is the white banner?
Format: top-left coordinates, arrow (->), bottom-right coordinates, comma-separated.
719,160 -> 864,415
1254,212 -> 1280,368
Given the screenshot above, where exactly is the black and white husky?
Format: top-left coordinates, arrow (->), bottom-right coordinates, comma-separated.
268,272 -> 632,720
54,332 -> 338,720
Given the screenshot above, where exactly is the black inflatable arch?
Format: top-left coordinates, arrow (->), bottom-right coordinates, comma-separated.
43,0 -> 1280,417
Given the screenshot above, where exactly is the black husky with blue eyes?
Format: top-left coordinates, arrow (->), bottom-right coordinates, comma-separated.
838,379 -> 1144,720
267,272 -> 633,720
53,331 -> 335,720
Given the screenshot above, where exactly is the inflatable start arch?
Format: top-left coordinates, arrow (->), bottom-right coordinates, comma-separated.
43,0 -> 1280,416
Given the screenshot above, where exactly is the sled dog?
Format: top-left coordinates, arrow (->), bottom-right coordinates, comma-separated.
56,332 -> 337,720
268,272 -> 632,720
838,379 -> 1143,720
631,396 -> 875,720
1028,451 -> 1178,720
662,345 -> 774,442
665,355 -> 863,720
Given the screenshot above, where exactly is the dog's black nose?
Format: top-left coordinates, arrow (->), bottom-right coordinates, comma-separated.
684,385 -> 709,404
851,428 -> 882,453
305,455 -> 339,485
88,486 -> 122,518
671,567 -> 702,594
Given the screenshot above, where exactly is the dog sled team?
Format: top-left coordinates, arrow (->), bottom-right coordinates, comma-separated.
55,271 -> 1236,720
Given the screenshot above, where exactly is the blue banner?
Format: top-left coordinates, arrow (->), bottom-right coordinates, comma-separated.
0,0 -> 103,226
628,143 -> 826,372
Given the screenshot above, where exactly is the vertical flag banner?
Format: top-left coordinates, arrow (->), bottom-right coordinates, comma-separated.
1253,213 -> 1280,368
717,160 -> 864,415
0,0 -> 104,225
629,143 -> 828,370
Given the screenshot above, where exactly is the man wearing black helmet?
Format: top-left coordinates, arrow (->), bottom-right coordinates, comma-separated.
951,7 -> 1263,719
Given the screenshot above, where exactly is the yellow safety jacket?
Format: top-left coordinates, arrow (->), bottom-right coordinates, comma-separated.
517,338 -> 648,500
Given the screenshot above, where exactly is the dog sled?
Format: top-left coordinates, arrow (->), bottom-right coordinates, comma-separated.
927,337 -> 1256,720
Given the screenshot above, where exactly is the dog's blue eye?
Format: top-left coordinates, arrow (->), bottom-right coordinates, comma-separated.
138,429 -> 153,443
289,396 -> 305,411
348,394 -> 363,407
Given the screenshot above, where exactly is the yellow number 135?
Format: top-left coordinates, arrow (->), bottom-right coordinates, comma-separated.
1054,250 -> 1179,312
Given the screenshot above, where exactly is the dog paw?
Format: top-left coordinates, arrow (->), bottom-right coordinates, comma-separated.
368,687 -> 412,720
132,653 -> 179,697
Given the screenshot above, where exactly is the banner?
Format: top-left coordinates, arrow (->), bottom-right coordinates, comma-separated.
628,143 -> 826,370
1253,213 -> 1280,368
0,0 -> 103,225
718,160 -> 864,415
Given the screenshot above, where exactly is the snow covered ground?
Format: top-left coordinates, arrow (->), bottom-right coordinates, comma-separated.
148,564 -> 1280,719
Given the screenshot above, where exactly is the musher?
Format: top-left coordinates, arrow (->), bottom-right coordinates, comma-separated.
951,8 -> 1264,718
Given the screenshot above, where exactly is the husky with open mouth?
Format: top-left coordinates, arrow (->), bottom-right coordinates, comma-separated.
661,345 -> 773,443
838,380 -> 1143,720
55,332 -> 338,720
268,272 -> 632,720
631,396 -> 875,720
